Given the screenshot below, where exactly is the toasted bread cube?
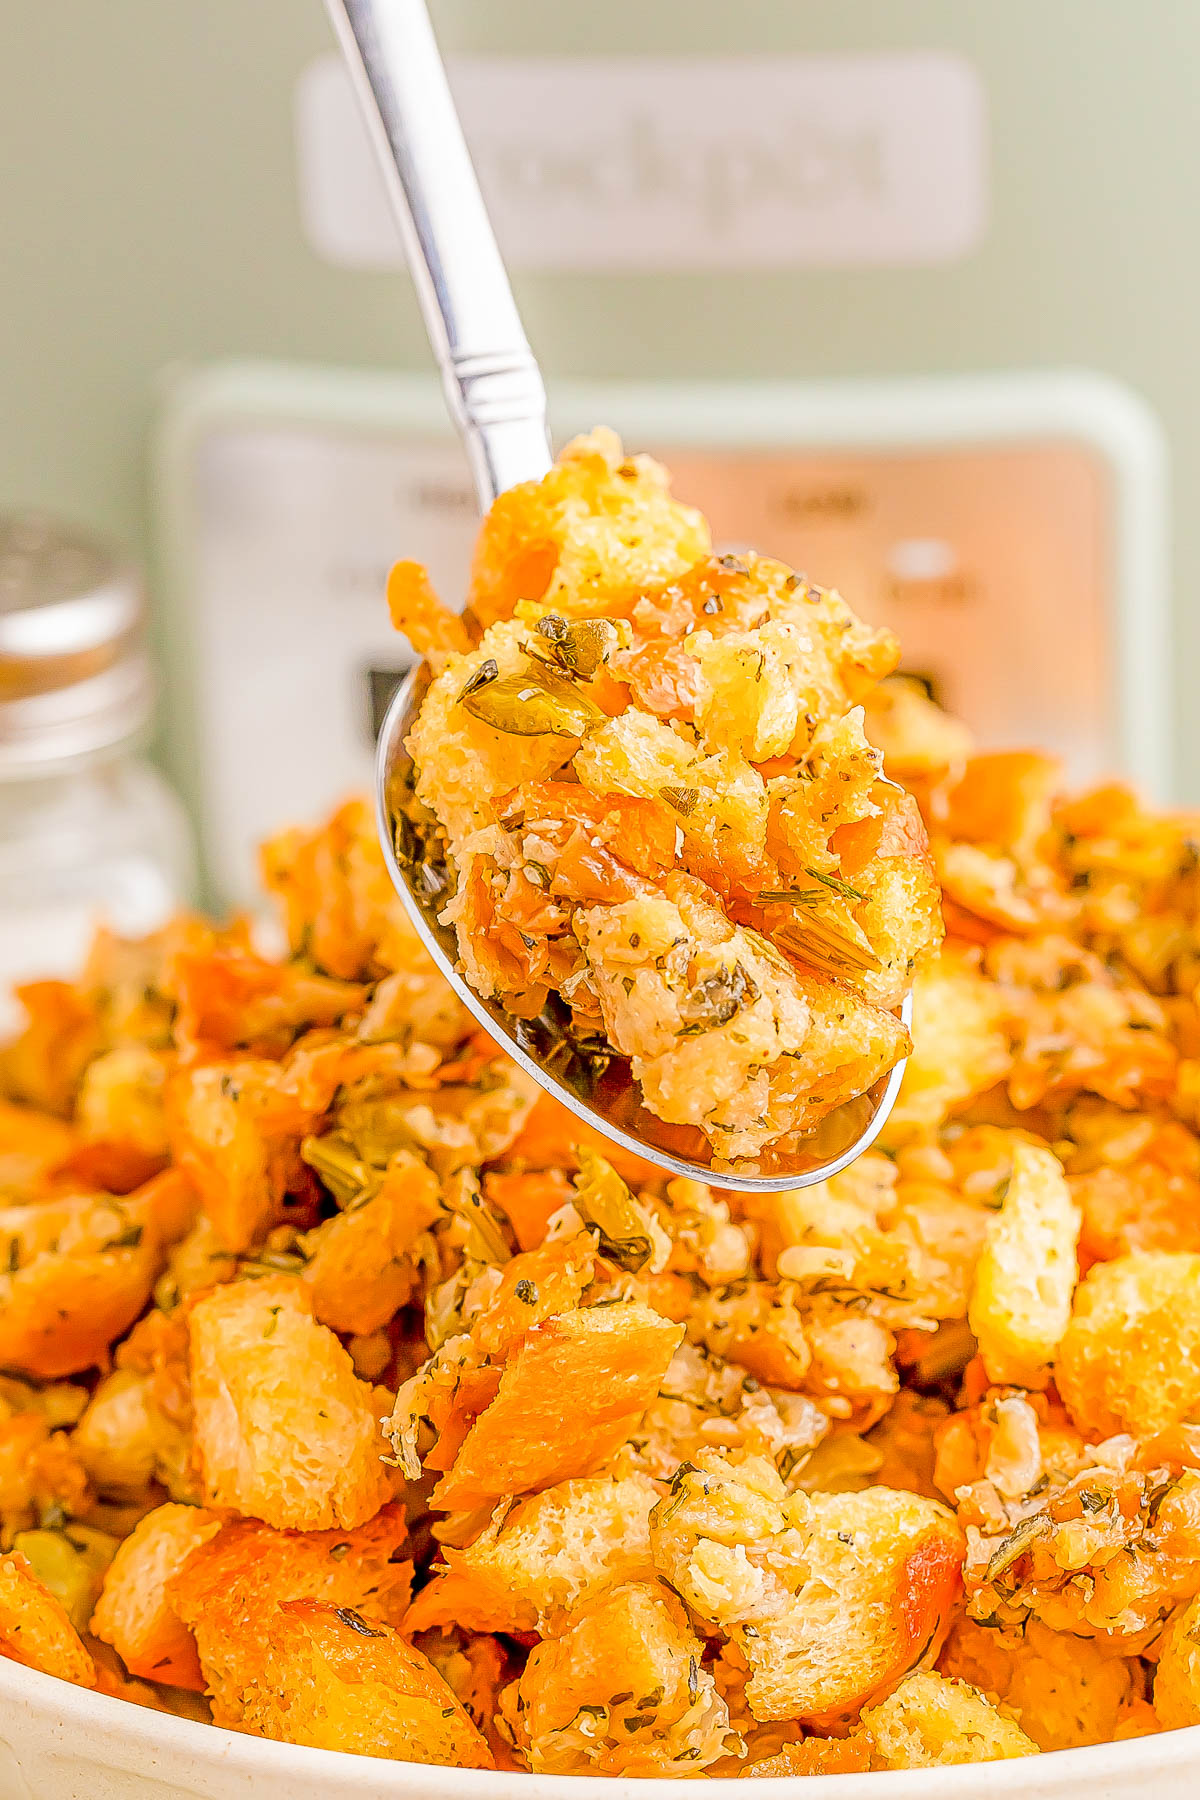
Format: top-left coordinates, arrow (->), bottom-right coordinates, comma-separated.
0,1551 -> 95,1687
861,1671 -> 1038,1767
236,1598 -> 492,1766
76,1044 -> 170,1160
90,1501 -> 221,1689
406,1473 -> 660,1635
968,1141 -> 1080,1388
883,950 -> 1012,1145
300,1150 -> 441,1336
429,1302 -> 682,1513
574,709 -> 770,884
650,1454 -> 963,1727
467,428 -> 709,629
168,1504 -> 411,1727
410,621 -> 582,848
189,1275 -> 393,1529
943,751 -> 1061,853
0,1412 -> 89,1540
508,1580 -> 738,1776
0,1171 -> 191,1378
259,797 -> 419,982
74,1366 -> 193,1503
1056,1251 -> 1200,1437
941,1617 -> 1141,1751
164,1061 -> 288,1253
742,1735 -> 875,1776
1153,1595 -> 1200,1728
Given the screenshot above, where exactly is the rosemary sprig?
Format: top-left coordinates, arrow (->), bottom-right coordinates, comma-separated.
804,866 -> 866,903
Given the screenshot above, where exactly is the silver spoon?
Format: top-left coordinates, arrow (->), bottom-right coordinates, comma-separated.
326,0 -> 911,1192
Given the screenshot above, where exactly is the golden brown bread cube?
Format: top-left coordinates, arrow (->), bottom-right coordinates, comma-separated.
235,1598 -> 493,1767
0,1409 -> 89,1542
649,1453 -> 963,1727
167,1504 -> 412,1727
0,1170 -> 193,1378
73,1366 -> 194,1504
882,950 -> 1012,1145
299,1149 -> 441,1336
1153,1594 -> 1200,1729
0,1551 -> 95,1687
427,1302 -> 682,1513
1056,1250 -> 1200,1436
467,428 -> 710,630
860,1671 -> 1037,1767
940,1616 -> 1144,1751
89,1501 -> 221,1689
504,1579 -> 739,1776
188,1275 -> 393,1529
967,1140 -> 1081,1388
406,1472 -> 660,1636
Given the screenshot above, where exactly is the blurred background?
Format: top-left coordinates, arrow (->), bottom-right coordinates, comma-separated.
0,1 -> 1194,950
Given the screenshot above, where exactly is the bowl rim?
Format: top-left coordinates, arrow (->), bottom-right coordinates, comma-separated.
0,1654 -> 1197,1794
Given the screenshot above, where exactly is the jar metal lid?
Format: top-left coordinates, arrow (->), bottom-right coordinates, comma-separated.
0,512 -> 152,772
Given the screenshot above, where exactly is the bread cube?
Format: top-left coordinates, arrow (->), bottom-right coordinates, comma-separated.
90,1501 -> 221,1688
429,1302 -> 681,1513
507,1579 -> 738,1776
861,1671 -> 1037,1766
650,1453 -> 963,1726
0,1551 -> 95,1687
1153,1594 -> 1200,1728
941,1616 -> 1142,1751
237,1599 -> 493,1767
300,1149 -> 441,1335
883,950 -> 1012,1144
189,1275 -> 393,1529
1057,1250 -> 1200,1436
168,1504 -> 411,1727
0,1171 -> 191,1378
406,1472 -> 659,1635
968,1141 -> 1080,1388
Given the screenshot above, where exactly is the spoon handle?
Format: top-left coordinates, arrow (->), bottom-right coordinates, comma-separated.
325,0 -> 553,505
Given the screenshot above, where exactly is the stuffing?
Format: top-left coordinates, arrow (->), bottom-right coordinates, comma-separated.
5,481 -> 1200,1777
398,434 -> 923,1169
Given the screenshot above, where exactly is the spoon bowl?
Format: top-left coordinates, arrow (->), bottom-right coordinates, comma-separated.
376,662 -> 912,1193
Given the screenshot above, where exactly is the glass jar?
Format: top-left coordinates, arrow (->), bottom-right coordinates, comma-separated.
0,512 -> 196,1032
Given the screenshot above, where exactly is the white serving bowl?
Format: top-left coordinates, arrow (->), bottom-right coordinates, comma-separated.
0,1659 -> 1196,1800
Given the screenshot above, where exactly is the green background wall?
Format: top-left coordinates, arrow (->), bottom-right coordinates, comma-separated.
1,3 -> 1196,786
